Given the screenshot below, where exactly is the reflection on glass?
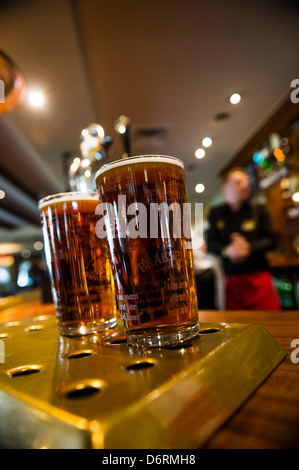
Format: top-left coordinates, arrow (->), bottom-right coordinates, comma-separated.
17,260 -> 33,288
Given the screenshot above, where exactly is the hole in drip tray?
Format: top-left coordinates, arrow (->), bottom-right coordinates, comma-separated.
110,337 -> 127,345
168,342 -> 193,350
198,328 -> 220,334
126,361 -> 155,371
62,380 -> 104,399
68,350 -> 94,359
7,365 -> 42,377
66,386 -> 100,399
25,324 -> 45,332
6,321 -> 21,328
103,334 -> 127,346
32,315 -> 53,322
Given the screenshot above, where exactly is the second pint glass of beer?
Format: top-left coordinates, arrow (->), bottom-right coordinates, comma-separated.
39,192 -> 117,336
95,155 -> 199,347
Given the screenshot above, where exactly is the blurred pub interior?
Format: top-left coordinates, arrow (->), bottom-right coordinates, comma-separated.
0,0 -> 299,310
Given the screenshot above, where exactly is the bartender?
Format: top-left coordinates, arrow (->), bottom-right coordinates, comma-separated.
207,167 -> 280,310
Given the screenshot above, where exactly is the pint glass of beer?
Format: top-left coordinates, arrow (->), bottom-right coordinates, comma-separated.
38,192 -> 117,336
95,155 -> 199,347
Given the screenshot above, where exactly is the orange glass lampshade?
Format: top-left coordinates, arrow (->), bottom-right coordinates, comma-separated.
0,50 -> 26,114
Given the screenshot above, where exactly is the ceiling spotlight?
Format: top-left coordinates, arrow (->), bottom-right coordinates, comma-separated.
202,137 -> 212,148
229,93 -> 241,104
28,90 -> 45,108
195,183 -> 205,193
195,148 -> 205,159
0,190 -> 5,199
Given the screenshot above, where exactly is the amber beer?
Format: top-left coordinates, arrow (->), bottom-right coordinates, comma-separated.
38,192 -> 117,336
95,155 -> 199,347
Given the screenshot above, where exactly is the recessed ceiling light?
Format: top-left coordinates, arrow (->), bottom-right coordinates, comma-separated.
292,191 -> 299,202
28,90 -> 45,108
202,137 -> 212,148
21,249 -> 31,259
33,241 -> 43,251
195,183 -> 205,193
229,93 -> 241,104
195,148 -> 205,159
0,190 -> 5,199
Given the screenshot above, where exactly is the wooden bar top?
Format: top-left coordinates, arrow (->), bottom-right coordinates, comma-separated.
0,291 -> 298,449
199,309 -> 299,449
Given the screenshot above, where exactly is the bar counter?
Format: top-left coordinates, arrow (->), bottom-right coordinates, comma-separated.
267,253 -> 299,269
0,291 -> 298,449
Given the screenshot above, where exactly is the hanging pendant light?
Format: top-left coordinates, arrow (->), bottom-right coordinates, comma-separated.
0,49 -> 26,114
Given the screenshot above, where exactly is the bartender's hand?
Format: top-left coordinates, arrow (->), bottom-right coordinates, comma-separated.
225,233 -> 251,263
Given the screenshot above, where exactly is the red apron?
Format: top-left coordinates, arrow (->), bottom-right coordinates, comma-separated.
225,270 -> 281,310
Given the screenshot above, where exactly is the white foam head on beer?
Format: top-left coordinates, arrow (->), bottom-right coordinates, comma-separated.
95,155 -> 184,179
38,192 -> 98,210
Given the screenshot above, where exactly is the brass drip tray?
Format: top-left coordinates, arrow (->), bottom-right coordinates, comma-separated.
0,315 -> 286,449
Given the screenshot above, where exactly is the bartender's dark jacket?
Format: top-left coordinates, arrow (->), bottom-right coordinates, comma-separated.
206,200 -> 277,276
